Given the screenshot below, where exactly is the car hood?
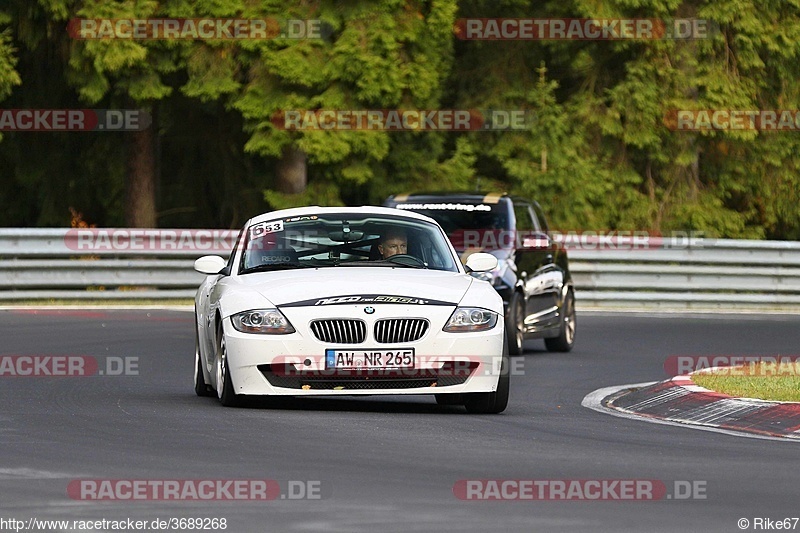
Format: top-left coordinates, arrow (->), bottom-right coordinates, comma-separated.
227,267 -> 474,308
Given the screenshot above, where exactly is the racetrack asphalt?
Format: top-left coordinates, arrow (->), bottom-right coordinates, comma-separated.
0,309 -> 798,533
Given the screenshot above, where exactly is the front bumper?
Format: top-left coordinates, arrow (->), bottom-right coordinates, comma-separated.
223,304 -> 505,396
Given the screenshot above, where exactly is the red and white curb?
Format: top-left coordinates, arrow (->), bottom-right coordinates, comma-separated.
582,374 -> 800,442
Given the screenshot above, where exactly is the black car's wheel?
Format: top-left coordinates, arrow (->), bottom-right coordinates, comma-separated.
506,292 -> 525,355
545,289 -> 576,352
194,324 -> 214,397
464,338 -> 510,414
215,321 -> 241,407
435,393 -> 465,406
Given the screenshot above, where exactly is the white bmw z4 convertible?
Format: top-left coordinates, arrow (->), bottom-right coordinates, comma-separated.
193,206 -> 509,413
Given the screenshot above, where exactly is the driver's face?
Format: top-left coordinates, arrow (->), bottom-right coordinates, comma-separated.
379,237 -> 407,258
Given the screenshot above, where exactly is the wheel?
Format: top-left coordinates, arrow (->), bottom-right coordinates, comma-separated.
464,337 -> 510,414
194,323 -> 214,397
435,393 -> 465,406
215,321 -> 241,407
545,289 -> 576,352
506,292 -> 525,355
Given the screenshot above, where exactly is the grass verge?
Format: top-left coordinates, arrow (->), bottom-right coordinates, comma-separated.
691,362 -> 800,402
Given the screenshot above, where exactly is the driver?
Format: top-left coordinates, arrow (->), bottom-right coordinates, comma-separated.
378,229 -> 408,259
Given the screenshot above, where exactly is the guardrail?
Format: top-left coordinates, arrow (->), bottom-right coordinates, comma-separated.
1,228 -> 799,310
0,228 -> 231,300
568,238 -> 800,310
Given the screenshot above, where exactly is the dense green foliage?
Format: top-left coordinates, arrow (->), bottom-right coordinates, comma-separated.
0,0 -> 798,237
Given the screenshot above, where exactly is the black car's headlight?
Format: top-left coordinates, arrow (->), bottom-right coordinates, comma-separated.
231,309 -> 295,334
443,307 -> 498,332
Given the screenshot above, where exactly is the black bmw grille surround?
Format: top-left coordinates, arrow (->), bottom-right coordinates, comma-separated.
309,319 -> 367,344
374,318 -> 429,343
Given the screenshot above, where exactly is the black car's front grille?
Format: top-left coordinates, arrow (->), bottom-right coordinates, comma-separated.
310,319 -> 367,344
374,318 -> 429,343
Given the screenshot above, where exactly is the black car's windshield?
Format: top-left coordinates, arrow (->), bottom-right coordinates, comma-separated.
391,200 -> 512,251
238,213 -> 458,274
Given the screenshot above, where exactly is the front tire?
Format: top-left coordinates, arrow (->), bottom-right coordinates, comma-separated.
506,292 -> 525,355
215,321 -> 241,407
194,325 -> 214,397
464,337 -> 510,414
545,289 -> 576,352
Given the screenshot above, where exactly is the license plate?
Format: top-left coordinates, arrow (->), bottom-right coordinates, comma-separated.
325,348 -> 415,369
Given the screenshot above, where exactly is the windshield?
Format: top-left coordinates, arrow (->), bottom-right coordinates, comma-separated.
392,201 -> 512,252
238,213 -> 459,274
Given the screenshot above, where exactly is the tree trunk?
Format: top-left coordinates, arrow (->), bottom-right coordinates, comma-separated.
125,116 -> 157,228
646,159 -> 655,202
540,146 -> 548,173
689,144 -> 700,203
275,145 -> 307,194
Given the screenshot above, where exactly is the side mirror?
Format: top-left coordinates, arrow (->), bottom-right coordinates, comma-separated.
464,252 -> 498,273
194,255 -> 227,275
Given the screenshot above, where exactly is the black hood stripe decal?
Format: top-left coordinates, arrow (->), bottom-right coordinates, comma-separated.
279,294 -> 456,307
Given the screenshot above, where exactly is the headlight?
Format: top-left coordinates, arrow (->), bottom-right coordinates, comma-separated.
443,307 -> 498,332
231,309 -> 295,334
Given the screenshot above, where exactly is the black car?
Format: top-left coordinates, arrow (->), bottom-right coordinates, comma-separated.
384,192 -> 575,354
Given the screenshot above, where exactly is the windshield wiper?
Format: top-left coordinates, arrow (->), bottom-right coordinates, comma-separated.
351,260 -> 425,269
239,263 -> 308,275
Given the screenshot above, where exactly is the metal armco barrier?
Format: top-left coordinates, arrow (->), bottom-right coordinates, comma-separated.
0,228 -> 234,300
1,228 -> 799,310
568,238 -> 800,310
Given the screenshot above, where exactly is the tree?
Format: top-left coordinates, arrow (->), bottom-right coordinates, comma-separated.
1,0 -> 799,239
230,0 -> 457,207
63,0 -> 178,227
0,9 -> 21,115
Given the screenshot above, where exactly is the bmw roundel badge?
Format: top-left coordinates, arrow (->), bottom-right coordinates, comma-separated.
364,306 -> 375,314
